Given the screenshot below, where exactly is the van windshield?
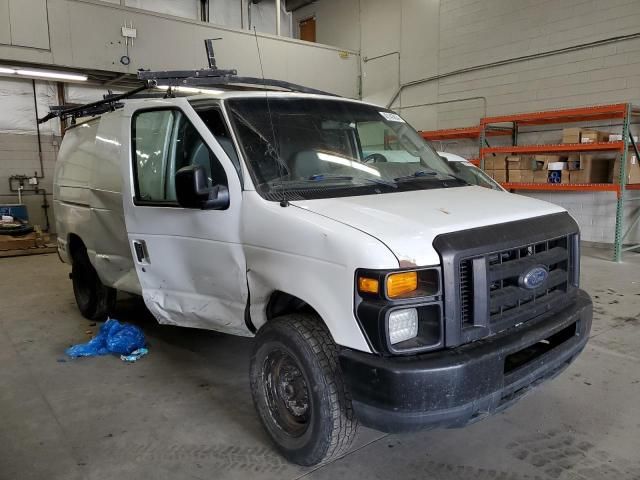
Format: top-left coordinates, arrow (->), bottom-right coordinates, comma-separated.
225,97 -> 467,200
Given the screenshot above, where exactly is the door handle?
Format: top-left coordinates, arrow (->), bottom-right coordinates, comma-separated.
133,240 -> 148,263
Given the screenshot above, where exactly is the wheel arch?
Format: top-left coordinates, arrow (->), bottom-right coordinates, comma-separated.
266,290 -> 322,322
67,233 -> 87,261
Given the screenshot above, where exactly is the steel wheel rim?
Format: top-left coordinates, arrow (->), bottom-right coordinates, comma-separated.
74,261 -> 93,307
262,349 -> 311,438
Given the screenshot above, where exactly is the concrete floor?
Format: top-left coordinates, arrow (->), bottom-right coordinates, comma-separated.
1,249 -> 639,480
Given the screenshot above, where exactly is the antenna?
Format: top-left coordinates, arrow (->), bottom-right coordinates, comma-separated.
253,27 -> 288,207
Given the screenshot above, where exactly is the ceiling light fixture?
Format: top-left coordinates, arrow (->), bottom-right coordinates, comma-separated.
0,67 -> 16,74
15,69 -> 88,81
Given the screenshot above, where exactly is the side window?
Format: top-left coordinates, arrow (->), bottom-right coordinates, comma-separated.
132,109 -> 228,204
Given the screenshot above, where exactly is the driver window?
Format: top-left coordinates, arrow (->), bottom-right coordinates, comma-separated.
132,109 -> 228,204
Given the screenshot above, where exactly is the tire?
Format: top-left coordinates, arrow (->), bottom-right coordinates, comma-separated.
0,223 -> 34,236
71,250 -> 116,321
250,313 -> 358,466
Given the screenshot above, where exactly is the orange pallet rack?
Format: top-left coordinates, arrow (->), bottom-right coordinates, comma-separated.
478,103 -> 640,261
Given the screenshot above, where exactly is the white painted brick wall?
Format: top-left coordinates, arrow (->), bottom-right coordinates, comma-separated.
437,0 -> 640,128
519,190 -> 640,248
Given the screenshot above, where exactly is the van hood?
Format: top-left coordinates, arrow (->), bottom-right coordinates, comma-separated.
292,186 -> 565,266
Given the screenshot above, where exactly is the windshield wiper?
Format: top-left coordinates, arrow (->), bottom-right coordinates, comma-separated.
443,174 -> 470,185
363,177 -> 397,188
308,174 -> 353,181
268,174 -> 354,187
267,174 -> 398,190
394,169 -> 470,186
309,174 -> 397,188
393,170 -> 439,182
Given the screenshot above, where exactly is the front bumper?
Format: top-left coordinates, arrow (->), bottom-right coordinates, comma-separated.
339,289 -> 592,433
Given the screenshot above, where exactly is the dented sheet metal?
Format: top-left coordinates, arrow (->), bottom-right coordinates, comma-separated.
120,98 -> 250,336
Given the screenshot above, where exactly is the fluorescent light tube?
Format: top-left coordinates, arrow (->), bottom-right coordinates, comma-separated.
0,67 -> 16,74
16,69 -> 88,81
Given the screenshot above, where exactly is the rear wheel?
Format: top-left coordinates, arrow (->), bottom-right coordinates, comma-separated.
250,313 -> 358,466
71,249 -> 116,321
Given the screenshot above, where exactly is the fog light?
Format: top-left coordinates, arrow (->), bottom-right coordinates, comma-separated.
388,308 -> 418,344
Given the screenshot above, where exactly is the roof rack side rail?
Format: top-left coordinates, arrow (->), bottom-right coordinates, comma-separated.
38,84 -> 148,124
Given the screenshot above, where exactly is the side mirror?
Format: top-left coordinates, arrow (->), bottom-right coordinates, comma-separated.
175,165 -> 229,210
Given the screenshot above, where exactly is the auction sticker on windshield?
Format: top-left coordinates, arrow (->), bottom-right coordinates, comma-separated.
379,111 -> 405,123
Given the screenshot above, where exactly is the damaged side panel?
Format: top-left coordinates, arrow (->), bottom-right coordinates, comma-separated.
89,111 -> 141,294
120,99 -> 249,336
242,191 -> 399,353
133,235 -> 249,334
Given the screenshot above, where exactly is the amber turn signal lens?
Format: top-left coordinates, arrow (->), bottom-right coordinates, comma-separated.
358,276 -> 379,294
386,271 -> 418,298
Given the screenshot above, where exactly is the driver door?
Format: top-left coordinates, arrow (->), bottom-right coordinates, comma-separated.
121,99 -> 249,335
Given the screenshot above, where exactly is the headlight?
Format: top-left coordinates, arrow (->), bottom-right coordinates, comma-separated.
386,272 -> 418,298
388,308 -> 418,344
355,266 -> 444,355
357,268 -> 440,299
386,305 -> 442,353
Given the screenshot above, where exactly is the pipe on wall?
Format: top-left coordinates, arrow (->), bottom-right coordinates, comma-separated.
276,0 -> 281,35
398,96 -> 487,118
386,30 -> 640,108
31,80 -> 44,180
200,0 -> 210,22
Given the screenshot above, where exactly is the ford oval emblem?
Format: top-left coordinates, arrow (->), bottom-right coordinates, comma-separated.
520,266 -> 548,290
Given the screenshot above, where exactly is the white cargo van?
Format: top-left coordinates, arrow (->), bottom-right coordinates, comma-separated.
51,82 -> 592,466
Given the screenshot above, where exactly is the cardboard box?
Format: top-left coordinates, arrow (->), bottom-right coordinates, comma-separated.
547,161 -> 568,171
563,128 -> 609,144
506,155 -> 534,170
533,155 -> 562,170
548,170 -> 569,184
569,155 -> 611,183
483,155 -> 507,170
492,169 -> 507,183
562,128 -> 582,144
612,155 -> 640,184
533,170 -> 549,183
505,156 -> 521,170
509,169 -> 534,183
567,155 -> 580,170
608,134 -> 639,142
580,129 -> 609,144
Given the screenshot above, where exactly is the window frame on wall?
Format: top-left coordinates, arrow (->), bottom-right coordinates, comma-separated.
130,106 -> 228,208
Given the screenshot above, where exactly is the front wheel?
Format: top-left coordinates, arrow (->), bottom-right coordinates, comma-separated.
249,313 -> 358,466
71,250 -> 116,321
